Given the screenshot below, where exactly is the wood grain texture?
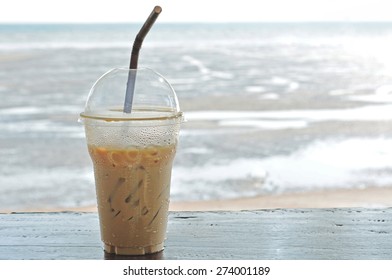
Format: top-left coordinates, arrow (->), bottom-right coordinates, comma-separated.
0,208 -> 391,260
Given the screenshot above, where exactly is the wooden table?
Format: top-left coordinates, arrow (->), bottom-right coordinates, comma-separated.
0,208 -> 391,259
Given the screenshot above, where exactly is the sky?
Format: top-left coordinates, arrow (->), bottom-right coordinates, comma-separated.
1,0 -> 392,23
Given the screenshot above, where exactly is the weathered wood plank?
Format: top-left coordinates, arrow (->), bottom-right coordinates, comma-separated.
0,209 -> 391,259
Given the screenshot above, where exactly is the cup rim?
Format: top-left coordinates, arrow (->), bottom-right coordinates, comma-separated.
80,109 -> 183,122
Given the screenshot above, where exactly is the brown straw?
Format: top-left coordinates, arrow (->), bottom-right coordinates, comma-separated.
130,6 -> 162,69
124,6 -> 162,113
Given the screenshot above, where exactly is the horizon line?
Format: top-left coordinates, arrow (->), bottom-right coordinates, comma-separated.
2,20 -> 392,25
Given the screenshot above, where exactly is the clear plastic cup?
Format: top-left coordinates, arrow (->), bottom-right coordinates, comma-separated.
80,68 -> 183,255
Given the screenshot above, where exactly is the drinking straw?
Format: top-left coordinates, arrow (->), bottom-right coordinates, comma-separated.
124,6 -> 162,113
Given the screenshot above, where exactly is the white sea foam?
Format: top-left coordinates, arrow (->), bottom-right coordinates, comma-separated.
245,86 -> 266,93
0,42 -> 130,51
0,168 -> 95,209
346,85 -> 392,103
0,105 -> 81,115
0,106 -> 42,115
0,105 -> 84,137
269,76 -> 290,85
375,85 -> 392,95
182,55 -> 234,80
210,71 -> 234,79
171,137 -> 392,200
182,147 -> 212,154
175,158 -> 267,183
168,78 -> 200,85
186,104 -> 392,125
172,158 -> 268,200
0,119 -> 83,137
287,82 -> 300,92
329,89 -> 352,96
259,93 -> 279,100
220,120 -> 308,130
260,138 -> 392,192
347,94 -> 392,103
182,55 -> 210,75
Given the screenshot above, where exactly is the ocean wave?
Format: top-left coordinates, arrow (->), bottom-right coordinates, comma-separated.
0,42 -> 131,51
171,158 -> 267,200
0,167 -> 95,210
182,55 -> 234,79
0,40 -> 243,51
186,104 -> 392,127
346,85 -> 392,103
220,120 -> 308,130
0,119 -> 83,135
172,137 -> 392,200
259,138 -> 392,193
0,105 -> 81,115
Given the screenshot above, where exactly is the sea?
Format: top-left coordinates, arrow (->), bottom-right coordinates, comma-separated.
2,22 -> 392,211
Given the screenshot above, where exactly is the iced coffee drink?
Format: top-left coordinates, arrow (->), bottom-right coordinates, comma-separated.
88,144 -> 176,255
80,67 -> 182,255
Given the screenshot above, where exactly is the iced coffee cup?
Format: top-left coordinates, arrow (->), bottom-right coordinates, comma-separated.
80,68 -> 182,255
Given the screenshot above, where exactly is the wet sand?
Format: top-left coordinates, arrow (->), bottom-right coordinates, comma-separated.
3,187 -> 392,213
170,187 -> 392,211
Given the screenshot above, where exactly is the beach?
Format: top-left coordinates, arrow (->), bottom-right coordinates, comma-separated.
3,187 -> 392,214
170,187 -> 392,211
2,23 -> 392,212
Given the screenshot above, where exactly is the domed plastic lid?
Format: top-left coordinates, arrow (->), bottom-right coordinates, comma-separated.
80,68 -> 182,121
